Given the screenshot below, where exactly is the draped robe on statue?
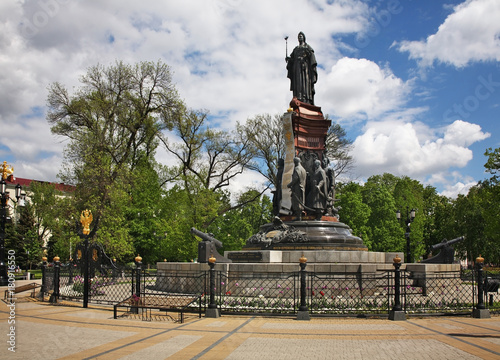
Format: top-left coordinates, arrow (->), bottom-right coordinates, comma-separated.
287,44 -> 317,105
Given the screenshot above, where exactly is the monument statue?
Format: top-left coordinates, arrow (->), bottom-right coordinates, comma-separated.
287,157 -> 307,220
272,158 -> 285,216
306,160 -> 328,219
286,32 -> 317,105
323,157 -> 339,217
241,31 -> 366,251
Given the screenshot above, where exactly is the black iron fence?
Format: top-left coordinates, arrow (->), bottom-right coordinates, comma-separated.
217,272 -> 299,315
42,260 -> 498,318
400,271 -> 474,314
483,270 -> 500,312
307,272 -> 390,315
43,262 -> 136,305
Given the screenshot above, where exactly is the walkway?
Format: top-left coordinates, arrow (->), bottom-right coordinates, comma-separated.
1,283 -> 500,359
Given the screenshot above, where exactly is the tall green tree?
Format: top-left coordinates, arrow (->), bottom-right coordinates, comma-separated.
393,176 -> 425,262
47,60 -> 182,260
6,182 -> 77,266
362,176 -> 403,253
421,186 -> 455,259
446,147 -> 500,264
159,109 -> 263,229
207,190 -> 273,253
127,155 -> 170,264
28,181 -> 60,246
159,185 -> 211,261
237,113 -> 353,189
337,182 -> 371,248
481,147 -> 500,256
237,114 -> 286,187
452,188 -> 487,263
324,122 -> 354,177
5,204 -> 38,270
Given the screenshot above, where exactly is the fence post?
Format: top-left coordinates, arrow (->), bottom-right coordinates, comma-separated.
389,254 -> 405,321
297,254 -> 310,321
473,254 -> 490,318
206,255 -> 220,318
68,261 -> 74,285
135,255 -> 142,299
112,258 -> 117,281
39,255 -> 47,300
83,237 -> 89,308
50,256 -> 60,303
131,255 -> 142,314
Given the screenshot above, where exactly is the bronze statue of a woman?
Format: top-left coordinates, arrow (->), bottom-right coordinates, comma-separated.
286,32 -> 317,105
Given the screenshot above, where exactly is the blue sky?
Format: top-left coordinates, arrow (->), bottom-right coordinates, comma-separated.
0,0 -> 499,197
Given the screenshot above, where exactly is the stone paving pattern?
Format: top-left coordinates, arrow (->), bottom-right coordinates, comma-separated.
2,283 -> 500,359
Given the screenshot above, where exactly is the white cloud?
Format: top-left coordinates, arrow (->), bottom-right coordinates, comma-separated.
0,0 -> 371,184
443,119 -> 490,147
318,57 -> 411,120
0,0 -> 496,200
13,154 -> 63,183
429,172 -> 478,198
352,119 -> 490,180
398,0 -> 500,67
440,181 -> 477,198
0,116 -> 66,181
1,3 -> 369,120
226,169 -> 270,202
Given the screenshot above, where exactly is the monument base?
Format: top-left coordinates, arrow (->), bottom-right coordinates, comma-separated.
225,249 -> 398,266
157,249 -> 402,295
244,219 -> 367,251
405,263 -> 462,296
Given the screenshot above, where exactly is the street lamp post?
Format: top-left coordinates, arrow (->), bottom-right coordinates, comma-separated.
79,209 -> 93,308
396,206 -> 416,263
0,175 -> 9,286
1,161 -> 22,286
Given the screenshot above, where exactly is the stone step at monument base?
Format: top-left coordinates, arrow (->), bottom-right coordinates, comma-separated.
224,249 -> 398,264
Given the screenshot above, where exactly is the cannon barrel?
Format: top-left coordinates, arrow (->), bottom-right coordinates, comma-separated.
485,277 -> 500,293
430,236 -> 464,251
190,227 -> 223,248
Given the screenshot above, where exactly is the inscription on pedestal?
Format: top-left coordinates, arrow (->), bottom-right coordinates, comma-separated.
227,252 -> 263,263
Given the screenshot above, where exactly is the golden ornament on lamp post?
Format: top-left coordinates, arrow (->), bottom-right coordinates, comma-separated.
0,161 -> 14,180
80,209 -> 93,235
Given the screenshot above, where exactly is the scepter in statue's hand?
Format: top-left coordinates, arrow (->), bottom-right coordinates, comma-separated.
285,36 -> 289,62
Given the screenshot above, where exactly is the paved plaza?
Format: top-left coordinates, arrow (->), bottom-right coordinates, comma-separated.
2,281 -> 500,359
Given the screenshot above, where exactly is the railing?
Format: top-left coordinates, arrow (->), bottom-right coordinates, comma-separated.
43,262 -> 491,318
44,263 -> 135,305
400,271 -> 474,314
217,272 -> 299,315
308,272 -> 390,315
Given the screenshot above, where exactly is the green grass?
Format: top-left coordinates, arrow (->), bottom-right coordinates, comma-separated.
27,269 -> 43,279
